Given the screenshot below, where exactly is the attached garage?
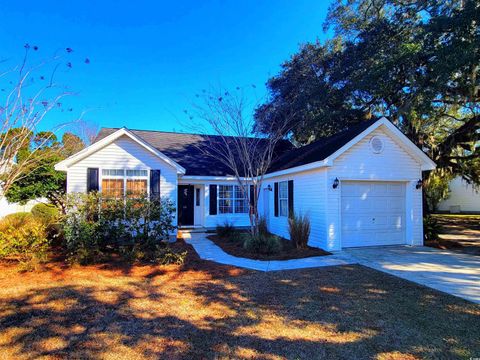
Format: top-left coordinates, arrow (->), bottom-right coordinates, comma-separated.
341,181 -> 406,247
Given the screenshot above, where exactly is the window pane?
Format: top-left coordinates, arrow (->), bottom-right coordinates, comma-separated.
126,179 -> 147,198
219,185 -> 233,199
234,199 -> 249,213
279,181 -> 288,198
102,169 -> 124,176
235,186 -> 245,199
219,199 -> 233,214
279,199 -> 288,217
102,179 -> 124,198
126,169 -> 148,177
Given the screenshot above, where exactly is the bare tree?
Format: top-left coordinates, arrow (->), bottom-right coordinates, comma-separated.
189,87 -> 294,236
0,44 -> 89,193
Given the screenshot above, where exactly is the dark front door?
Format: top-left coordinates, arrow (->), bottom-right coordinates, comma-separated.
178,185 -> 194,226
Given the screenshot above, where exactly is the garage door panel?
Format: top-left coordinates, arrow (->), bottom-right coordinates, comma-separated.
341,181 -> 406,248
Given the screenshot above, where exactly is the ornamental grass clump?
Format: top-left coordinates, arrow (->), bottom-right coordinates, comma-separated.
288,213 -> 311,249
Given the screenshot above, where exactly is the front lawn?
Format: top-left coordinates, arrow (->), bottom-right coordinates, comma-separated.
0,240 -> 479,359
208,232 -> 331,260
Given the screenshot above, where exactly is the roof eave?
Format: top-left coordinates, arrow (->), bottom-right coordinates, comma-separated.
54,128 -> 186,174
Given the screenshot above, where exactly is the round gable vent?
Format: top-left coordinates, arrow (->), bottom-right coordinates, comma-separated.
370,136 -> 384,154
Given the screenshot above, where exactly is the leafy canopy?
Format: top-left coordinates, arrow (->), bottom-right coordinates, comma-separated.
3,131 -> 85,208
254,0 -> 480,192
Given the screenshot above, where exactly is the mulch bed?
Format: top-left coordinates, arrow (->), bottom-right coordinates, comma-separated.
207,233 -> 331,260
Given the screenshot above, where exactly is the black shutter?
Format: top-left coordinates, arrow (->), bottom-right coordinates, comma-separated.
87,168 -> 99,192
150,170 -> 161,198
274,182 -> 279,217
288,180 -> 294,218
249,185 -> 255,208
209,184 -> 217,215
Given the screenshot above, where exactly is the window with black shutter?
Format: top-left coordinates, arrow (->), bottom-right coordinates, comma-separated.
87,168 -> 99,192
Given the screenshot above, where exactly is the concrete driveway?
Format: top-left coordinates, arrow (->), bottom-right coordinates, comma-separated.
344,246 -> 480,304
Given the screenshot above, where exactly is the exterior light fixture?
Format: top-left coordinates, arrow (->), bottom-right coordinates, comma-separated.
416,179 -> 423,189
266,184 -> 272,191
333,177 -> 339,189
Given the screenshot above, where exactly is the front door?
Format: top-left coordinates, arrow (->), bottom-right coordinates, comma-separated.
178,185 -> 194,226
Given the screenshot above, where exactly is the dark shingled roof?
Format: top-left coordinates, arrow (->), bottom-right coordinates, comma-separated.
94,128 -> 293,176
268,119 -> 379,172
94,119 -> 380,176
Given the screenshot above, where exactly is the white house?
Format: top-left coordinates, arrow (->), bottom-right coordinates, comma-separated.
0,162 -> 44,218
55,117 -> 436,251
437,177 -> 480,213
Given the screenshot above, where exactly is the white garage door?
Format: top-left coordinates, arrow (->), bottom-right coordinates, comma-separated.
341,181 -> 406,247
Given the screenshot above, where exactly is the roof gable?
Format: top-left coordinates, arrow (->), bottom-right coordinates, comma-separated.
267,117 -> 435,177
55,128 -> 186,173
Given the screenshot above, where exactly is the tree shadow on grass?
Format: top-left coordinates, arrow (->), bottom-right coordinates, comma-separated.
0,263 -> 479,359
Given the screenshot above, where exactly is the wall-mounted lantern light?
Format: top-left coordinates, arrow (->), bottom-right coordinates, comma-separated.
333,177 -> 339,189
266,184 -> 272,191
416,179 -> 423,189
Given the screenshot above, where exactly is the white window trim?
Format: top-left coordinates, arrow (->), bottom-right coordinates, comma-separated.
217,184 -> 249,214
99,167 -> 150,198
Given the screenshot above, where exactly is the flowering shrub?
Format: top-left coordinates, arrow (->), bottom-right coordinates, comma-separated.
62,192 -> 177,264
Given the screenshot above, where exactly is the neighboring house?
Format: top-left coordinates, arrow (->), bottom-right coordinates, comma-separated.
0,190 -> 43,218
437,177 -> 480,213
55,117 -> 435,251
0,162 -> 44,218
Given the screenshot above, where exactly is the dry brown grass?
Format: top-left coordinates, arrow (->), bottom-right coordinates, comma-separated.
429,214 -> 480,255
0,240 -> 479,359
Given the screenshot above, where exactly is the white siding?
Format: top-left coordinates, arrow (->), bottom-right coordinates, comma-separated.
261,168 -> 328,249
437,177 -> 480,213
326,128 -> 424,250
0,193 -> 44,218
205,181 -> 251,228
177,178 -> 251,228
66,135 -> 179,225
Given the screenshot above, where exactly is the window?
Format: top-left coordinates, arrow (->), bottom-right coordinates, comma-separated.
101,168 -> 148,198
102,169 -> 124,176
126,179 -> 147,198
218,185 -> 248,214
279,181 -> 288,217
102,179 -> 124,198
126,169 -> 148,177
196,188 -> 200,206
218,185 -> 233,214
234,186 -> 249,213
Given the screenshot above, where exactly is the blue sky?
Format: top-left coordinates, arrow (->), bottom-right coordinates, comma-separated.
1,1 -> 330,135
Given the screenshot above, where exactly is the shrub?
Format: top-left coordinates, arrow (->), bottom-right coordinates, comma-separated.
230,231 -> 248,244
154,246 -> 188,265
243,233 -> 282,255
31,203 -> 62,242
0,212 -> 49,268
31,203 -> 59,225
216,220 -> 235,238
424,215 -> 441,242
257,217 -> 269,237
61,192 -> 177,264
288,213 -> 311,249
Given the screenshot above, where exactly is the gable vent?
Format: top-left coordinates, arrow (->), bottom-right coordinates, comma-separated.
370,136 -> 384,154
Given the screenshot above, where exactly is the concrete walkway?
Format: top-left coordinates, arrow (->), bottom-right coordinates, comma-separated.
182,233 -> 356,271
345,246 -> 480,304
183,233 -> 480,304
